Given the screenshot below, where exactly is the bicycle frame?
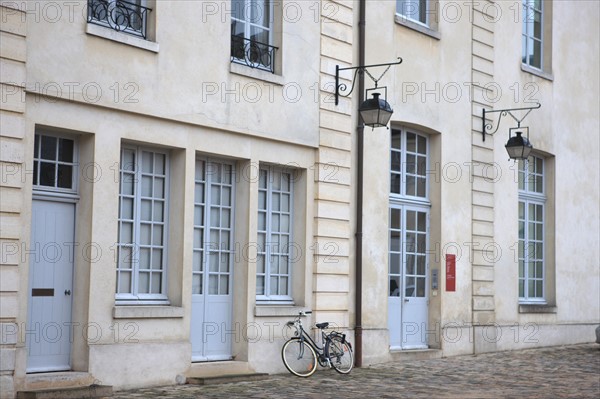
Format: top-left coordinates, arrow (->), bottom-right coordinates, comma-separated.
287,314 -> 328,363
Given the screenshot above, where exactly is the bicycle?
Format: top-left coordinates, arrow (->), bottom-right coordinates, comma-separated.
281,311 -> 353,377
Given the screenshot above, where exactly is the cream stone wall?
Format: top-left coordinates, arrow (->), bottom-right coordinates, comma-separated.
491,0 -> 600,344
359,0 -> 598,364
1,2 -> 27,398
1,0 -> 327,395
0,0 -> 598,395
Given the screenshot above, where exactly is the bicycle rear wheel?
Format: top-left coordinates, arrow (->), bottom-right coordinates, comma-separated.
281,338 -> 318,377
326,334 -> 353,374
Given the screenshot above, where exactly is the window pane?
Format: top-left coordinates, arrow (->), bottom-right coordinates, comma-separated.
256,276 -> 265,295
389,254 -> 401,275
58,138 -> 74,162
57,164 -> 73,189
390,276 -> 400,297
153,202 -> 164,222
391,130 -> 401,149
141,199 -> 152,221
151,274 -> 162,293
532,39 -> 541,68
154,177 -> 165,198
41,136 -> 57,160
140,223 -> 151,245
391,208 -> 401,229
142,176 -> 153,197
138,272 -> 150,293
142,151 -> 153,173
155,154 -> 165,175
120,222 -> 133,244
209,275 -> 218,294
139,248 -> 150,269
39,162 -> 56,186
121,198 -> 133,220
152,225 -> 163,246
152,249 -> 162,269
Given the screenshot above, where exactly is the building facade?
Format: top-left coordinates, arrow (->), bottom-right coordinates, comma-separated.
0,0 -> 598,397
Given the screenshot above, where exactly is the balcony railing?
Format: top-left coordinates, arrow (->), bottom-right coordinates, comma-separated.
88,0 -> 152,39
231,36 -> 278,74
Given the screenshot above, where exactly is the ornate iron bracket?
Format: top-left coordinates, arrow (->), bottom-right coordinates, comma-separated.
482,103 -> 541,141
335,58 -> 403,105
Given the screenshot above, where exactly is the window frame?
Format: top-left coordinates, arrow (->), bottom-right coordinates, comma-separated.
396,0 -> 429,27
390,128 -> 430,203
256,166 -> 295,304
32,133 -> 79,196
192,158 -> 236,297
116,144 -> 170,304
231,0 -> 277,73
389,128 -> 431,299
518,155 -> 547,303
522,0 -> 544,70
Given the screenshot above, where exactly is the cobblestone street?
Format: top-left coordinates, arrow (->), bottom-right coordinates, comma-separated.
112,344 -> 600,398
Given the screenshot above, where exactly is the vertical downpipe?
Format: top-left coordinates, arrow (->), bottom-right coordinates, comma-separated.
354,0 -> 366,368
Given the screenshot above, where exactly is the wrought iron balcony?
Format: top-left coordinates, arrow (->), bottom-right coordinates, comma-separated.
88,0 -> 152,39
231,35 -> 278,74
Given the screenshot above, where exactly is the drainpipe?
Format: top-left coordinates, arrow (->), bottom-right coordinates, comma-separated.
354,0 -> 366,368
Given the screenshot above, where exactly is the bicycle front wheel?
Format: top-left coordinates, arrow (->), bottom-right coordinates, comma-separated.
326,335 -> 353,374
281,338 -> 318,377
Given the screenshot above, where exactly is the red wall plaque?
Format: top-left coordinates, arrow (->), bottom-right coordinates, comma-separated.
446,254 -> 456,292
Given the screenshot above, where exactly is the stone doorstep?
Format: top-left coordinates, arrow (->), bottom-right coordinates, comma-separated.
23,372 -> 96,391
185,360 -> 252,378
16,385 -> 113,399
186,373 -> 269,386
388,348 -> 443,362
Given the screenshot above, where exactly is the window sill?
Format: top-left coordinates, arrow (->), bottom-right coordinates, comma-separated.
518,304 -> 557,314
230,62 -> 284,86
113,305 -> 184,319
394,15 -> 441,40
86,24 -> 159,53
254,305 -> 309,317
521,64 -> 554,81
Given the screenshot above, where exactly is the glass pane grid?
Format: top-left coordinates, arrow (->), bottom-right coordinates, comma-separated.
522,1 -> 543,68
193,160 -> 235,297
117,147 -> 168,299
259,168 -> 293,298
33,134 -> 77,190
518,195 -> 545,300
390,130 -> 428,199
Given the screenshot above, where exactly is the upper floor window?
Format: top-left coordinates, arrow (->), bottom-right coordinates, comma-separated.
397,0 -> 428,26
88,0 -> 152,39
33,134 -> 77,193
231,0 -> 277,73
518,155 -> 546,301
390,129 -> 429,199
522,0 -> 543,69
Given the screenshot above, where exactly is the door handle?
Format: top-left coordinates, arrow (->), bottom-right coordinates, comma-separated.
64,290 -> 71,296
404,298 -> 409,302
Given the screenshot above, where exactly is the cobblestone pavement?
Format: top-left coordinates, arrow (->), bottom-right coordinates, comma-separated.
113,344 -> 600,398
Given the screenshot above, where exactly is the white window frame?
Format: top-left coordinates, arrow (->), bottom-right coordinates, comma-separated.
231,0 -> 275,71
33,133 -> 79,197
116,145 -> 170,304
390,128 -> 430,203
522,0 -> 544,70
389,128 -> 430,298
256,166 -> 294,304
518,155 -> 546,303
192,158 -> 236,297
396,0 -> 429,27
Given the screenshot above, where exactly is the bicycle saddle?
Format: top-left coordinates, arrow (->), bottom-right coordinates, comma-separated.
316,322 -> 329,329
